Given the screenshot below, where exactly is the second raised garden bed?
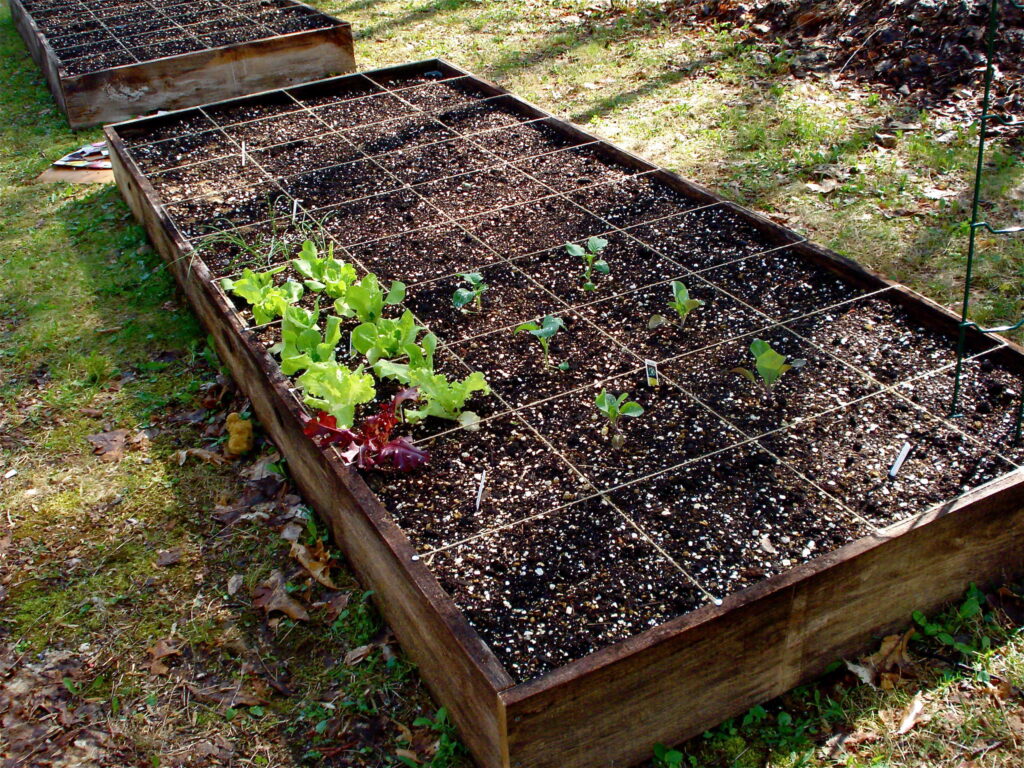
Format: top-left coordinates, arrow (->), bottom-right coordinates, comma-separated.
9,0 -> 354,128
106,59 -> 1024,768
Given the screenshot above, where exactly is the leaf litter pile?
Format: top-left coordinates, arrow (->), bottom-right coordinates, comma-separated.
1,366 -> 462,767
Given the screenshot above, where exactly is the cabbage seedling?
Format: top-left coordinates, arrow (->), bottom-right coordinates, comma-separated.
731,338 -> 805,393
566,236 -> 609,291
594,389 -> 644,448
649,280 -> 705,329
452,272 -> 489,311
515,315 -> 568,370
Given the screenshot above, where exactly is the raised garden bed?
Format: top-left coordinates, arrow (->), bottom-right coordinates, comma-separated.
9,0 -> 354,128
105,59 -> 1024,768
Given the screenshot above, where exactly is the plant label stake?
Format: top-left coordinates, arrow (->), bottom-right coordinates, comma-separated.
291,198 -> 302,223
475,469 -> 488,513
240,141 -> 247,167
645,359 -> 660,388
889,442 -> 912,479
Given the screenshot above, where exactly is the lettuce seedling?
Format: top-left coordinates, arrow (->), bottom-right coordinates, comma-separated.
594,389 -> 644,448
303,387 -> 428,472
515,315 -> 568,370
351,309 -> 426,365
220,267 -> 303,325
296,362 -> 376,428
336,274 -> 406,324
649,280 -> 705,329
566,236 -> 609,291
374,332 -> 438,383
275,303 -> 343,376
452,272 -> 489,311
292,240 -> 357,298
404,370 -> 490,428
731,338 -> 806,392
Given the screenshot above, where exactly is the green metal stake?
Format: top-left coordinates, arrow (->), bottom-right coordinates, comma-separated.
950,0 -> 1024,446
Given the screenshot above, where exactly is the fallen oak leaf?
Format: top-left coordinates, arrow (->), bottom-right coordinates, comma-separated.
253,571 -> 310,621
323,591 -> 351,623
289,540 -> 336,589
86,429 -> 129,462
148,638 -> 180,676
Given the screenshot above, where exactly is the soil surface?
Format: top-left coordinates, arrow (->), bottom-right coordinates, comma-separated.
29,0 -> 343,75
118,64 -> 1024,685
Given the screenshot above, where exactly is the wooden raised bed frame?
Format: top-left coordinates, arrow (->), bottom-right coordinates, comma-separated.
105,60 -> 1024,768
8,0 -> 354,129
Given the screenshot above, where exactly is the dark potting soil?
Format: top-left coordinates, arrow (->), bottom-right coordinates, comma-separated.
520,370 -> 746,491
617,203 -> 799,274
128,129 -> 239,173
251,133 -> 363,178
202,92 -> 303,127
514,143 -> 643,191
448,311 -> 637,408
375,138 -> 501,186
348,223 -> 500,285
435,98 -> 534,136
662,326 -> 881,436
403,262 -> 560,344
428,496 -> 705,682
392,77 -> 493,113
282,159 -> 402,210
469,120 -> 587,161
165,181 -> 290,238
191,219 -> 310,278
758,393 -> 1014,527
898,352 -> 1024,465
222,110 -> 328,149
320,189 -> 440,246
367,414 -> 585,552
508,230 -> 683,305
574,277 -> 774,363
414,166 -> 551,218
606,443 -> 872,598
311,93 -> 418,131
567,174 -> 703,228
787,295 -> 998,386
288,77 -> 384,109
116,109 -> 217,147
462,196 -> 609,257
149,155 -> 270,204
344,115 -> 458,157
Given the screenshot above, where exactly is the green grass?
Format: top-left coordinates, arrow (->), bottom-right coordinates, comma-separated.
2,1 -> 1024,766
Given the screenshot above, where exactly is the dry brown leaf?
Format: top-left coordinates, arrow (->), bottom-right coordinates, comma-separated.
147,639 -> 180,675
224,413 -> 254,457
290,540 -> 336,588
173,447 -> 229,466
396,748 -> 419,763
806,178 -> 839,194
155,549 -> 182,567
253,571 -> 310,621
324,591 -> 351,623
86,429 -> 129,462
226,574 -> 244,596
186,683 -> 263,708
345,645 -> 373,665
896,691 -> 927,734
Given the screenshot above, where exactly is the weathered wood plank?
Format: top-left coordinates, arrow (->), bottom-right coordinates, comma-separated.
10,0 -> 355,129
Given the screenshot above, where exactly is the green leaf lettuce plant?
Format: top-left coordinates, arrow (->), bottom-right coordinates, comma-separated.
220,266 -> 303,325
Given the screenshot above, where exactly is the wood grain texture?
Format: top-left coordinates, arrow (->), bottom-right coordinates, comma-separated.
105,126 -> 513,768
106,59 -> 1024,768
10,0 -> 354,129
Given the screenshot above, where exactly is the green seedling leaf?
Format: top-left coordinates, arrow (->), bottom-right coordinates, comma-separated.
296,363 -> 376,428
565,242 -> 586,258
594,259 -> 610,275
278,304 -> 344,376
452,273 -> 489,310
666,281 -> 705,327
595,388 -> 644,446
515,315 -> 566,367
220,267 -> 303,325
733,339 -> 805,391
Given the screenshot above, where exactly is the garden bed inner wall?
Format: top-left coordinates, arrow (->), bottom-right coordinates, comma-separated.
9,0 -> 354,128
105,59 -> 1024,768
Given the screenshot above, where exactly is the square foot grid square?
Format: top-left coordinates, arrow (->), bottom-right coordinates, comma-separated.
428,495 -> 705,682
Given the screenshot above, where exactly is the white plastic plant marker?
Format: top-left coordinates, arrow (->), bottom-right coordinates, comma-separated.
889,442 -> 912,478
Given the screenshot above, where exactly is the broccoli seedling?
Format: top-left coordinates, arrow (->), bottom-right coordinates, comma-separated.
649,280 -> 705,329
566,236 -> 609,292
515,315 -> 568,370
452,273 -> 489,312
731,338 -> 806,393
594,389 -> 644,448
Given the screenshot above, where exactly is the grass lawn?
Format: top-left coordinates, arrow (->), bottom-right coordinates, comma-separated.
2,1 -> 1023,766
